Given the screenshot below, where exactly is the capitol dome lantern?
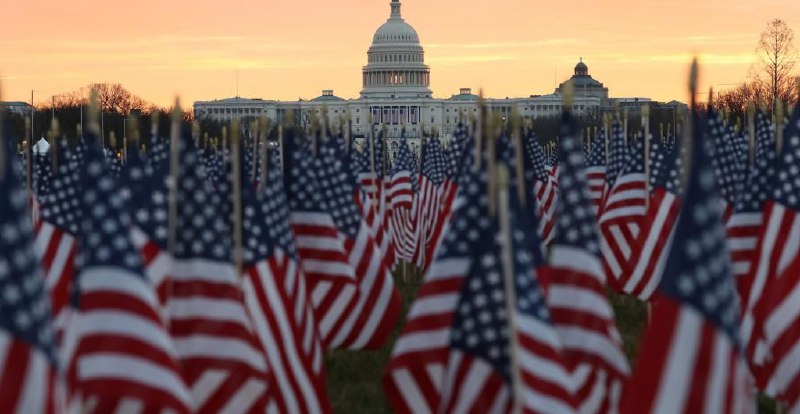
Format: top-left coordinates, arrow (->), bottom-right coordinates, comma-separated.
360,0 -> 432,99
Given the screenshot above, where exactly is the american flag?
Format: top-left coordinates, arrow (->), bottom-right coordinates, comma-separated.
0,140 -> 60,414
122,146 -> 171,308
314,141 -> 402,349
617,141 -> 683,300
413,137 -> 448,269
240,151 -> 331,414
707,112 -> 743,223
357,133 -> 398,270
283,135 -> 359,349
389,139 -> 418,262
523,130 -> 559,246
584,131 -> 607,217
604,120 -> 628,196
385,155 -> 577,413
540,111 -> 630,413
63,141 -> 192,413
428,137 -> 461,269
437,154 -> 577,413
728,115 -> 777,374
31,154 -> 52,225
168,139 -> 272,413
745,108 -> 800,409
384,164 -> 488,413
599,136 -> 648,289
34,141 -> 80,342
621,113 -> 754,413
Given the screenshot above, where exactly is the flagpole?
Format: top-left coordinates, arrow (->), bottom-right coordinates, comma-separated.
231,118 -> 243,275
496,164 -> 522,414
258,117 -> 270,192
168,98 -> 181,275
511,108 -> 526,208
0,80 -> 5,182
475,91 -> 485,170
623,108 -> 629,146
604,113 -> 610,167
24,117 -> 31,195
49,118 -> 59,171
775,100 -> 784,155
642,105 -> 650,210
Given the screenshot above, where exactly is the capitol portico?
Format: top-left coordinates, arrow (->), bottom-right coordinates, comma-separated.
193,0 -> 646,141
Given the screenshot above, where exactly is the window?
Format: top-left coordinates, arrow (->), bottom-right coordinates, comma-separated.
356,117 -> 360,124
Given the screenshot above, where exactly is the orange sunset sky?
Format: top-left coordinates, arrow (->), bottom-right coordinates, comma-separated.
1,0 -> 798,108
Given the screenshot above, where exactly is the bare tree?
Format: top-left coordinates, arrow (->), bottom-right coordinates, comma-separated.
754,19 -> 798,110
716,81 -> 769,115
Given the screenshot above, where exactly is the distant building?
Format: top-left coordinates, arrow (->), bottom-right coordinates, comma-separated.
1,101 -> 33,117
194,0 -> 674,145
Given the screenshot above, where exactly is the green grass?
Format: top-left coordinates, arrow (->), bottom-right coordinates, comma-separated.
325,266 -> 779,413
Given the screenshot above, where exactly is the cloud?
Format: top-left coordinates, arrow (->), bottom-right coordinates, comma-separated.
427,54 -> 519,64
426,38 -> 580,50
618,52 -> 755,65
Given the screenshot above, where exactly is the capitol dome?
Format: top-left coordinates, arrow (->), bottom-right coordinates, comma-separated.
361,0 -> 432,99
372,17 -> 420,44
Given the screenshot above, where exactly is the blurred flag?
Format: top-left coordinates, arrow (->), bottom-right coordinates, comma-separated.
541,111 -> 630,413
621,112 -> 754,413
283,135 -> 359,349
584,131 -> 607,216
599,136 -> 648,288
314,139 -> 401,349
168,139 -> 272,413
0,136 -> 60,414
745,108 -> 800,410
617,141 -> 683,300
63,140 -> 191,413
34,141 -> 80,342
240,151 -> 331,414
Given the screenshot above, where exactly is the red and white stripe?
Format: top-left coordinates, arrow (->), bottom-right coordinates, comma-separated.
129,227 -> 171,308
359,174 -> 398,269
621,298 -> 754,414
585,166 -> 606,217
242,250 -> 331,414
599,172 -> 648,288
290,211 -> 359,348
436,298 -> 579,414
726,211 -> 763,281
412,176 -> 444,268
423,178 -> 459,269
383,255 -> 469,413
332,219 -> 402,349
514,309 -> 579,414
754,255 -> 800,411
534,170 -> 559,246
62,266 -> 193,414
166,259 -> 272,413
33,221 -> 78,339
542,245 -> 630,411
0,334 -> 60,414
388,170 -> 416,262
743,203 -> 800,398
618,189 -> 681,300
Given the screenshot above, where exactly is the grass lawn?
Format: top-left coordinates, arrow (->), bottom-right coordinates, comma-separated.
325,267 -> 778,413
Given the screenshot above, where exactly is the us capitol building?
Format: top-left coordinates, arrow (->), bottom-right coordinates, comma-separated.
194,0 -> 652,142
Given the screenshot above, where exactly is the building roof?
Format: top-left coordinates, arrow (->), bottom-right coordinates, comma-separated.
448,88 -> 479,101
311,90 -> 346,102
371,0 -> 420,45
1,101 -> 33,107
